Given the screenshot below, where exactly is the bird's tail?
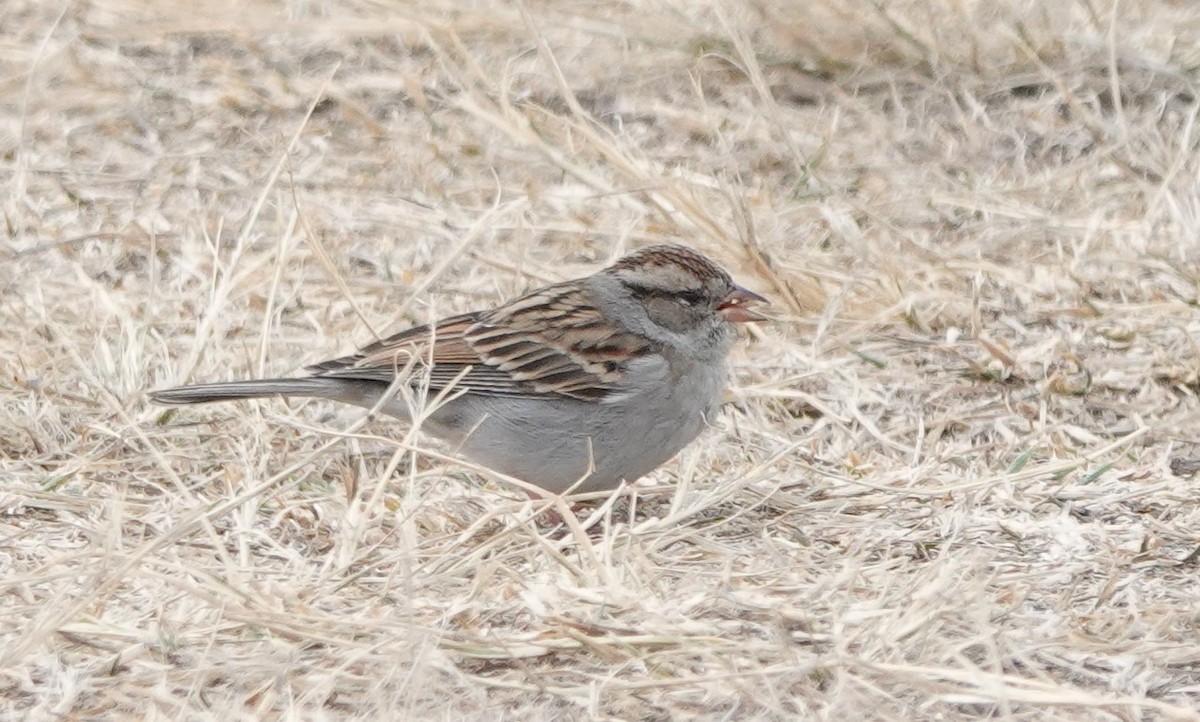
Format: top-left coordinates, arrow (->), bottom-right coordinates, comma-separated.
148,378 -> 345,406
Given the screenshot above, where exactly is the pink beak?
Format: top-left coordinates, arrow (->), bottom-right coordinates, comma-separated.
718,285 -> 769,323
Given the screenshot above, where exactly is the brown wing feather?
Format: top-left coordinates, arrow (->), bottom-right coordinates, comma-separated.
305,313 -> 479,380
307,282 -> 657,401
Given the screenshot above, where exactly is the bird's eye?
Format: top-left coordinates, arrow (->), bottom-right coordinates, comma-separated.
676,290 -> 704,307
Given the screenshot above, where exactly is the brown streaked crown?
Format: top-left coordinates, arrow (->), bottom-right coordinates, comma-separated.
608,244 -> 734,286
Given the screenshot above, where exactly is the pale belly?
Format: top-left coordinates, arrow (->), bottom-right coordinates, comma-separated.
423,360 -> 726,493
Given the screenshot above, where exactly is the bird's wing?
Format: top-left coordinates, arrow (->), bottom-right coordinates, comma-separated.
307,281 -> 657,401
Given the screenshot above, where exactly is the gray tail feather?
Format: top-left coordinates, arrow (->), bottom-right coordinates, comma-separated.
148,378 -> 344,406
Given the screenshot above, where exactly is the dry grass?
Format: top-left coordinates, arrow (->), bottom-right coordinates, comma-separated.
3,0 -> 1200,719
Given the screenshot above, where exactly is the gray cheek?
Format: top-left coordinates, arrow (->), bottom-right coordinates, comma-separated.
637,297 -> 679,332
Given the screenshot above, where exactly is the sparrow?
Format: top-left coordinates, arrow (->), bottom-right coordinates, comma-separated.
150,244 -> 768,493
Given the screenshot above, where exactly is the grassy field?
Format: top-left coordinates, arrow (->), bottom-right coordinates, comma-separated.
3,0 -> 1200,719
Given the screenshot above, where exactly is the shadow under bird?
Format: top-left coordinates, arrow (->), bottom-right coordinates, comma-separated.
150,244 -> 769,494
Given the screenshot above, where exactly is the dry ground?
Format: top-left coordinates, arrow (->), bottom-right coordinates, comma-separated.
3,0 -> 1200,719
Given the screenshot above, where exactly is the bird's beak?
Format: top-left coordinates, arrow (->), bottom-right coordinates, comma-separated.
718,285 -> 770,323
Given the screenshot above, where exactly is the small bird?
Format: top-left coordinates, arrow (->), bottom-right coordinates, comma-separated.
150,244 -> 768,494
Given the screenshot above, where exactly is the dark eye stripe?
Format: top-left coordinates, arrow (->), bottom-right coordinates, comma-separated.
621,281 -> 665,299
623,281 -> 705,305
